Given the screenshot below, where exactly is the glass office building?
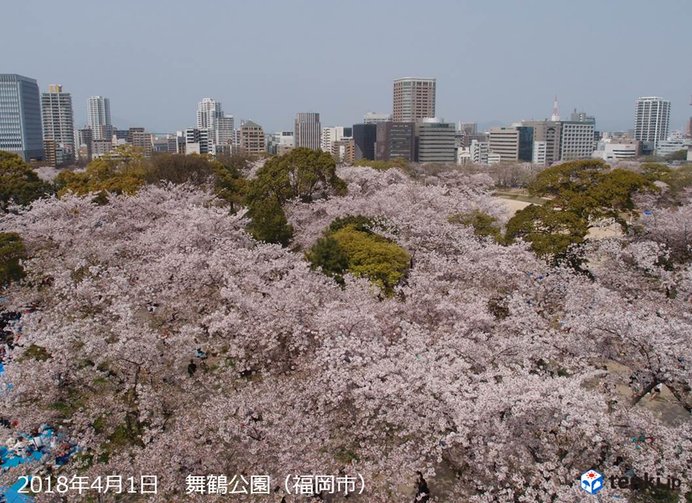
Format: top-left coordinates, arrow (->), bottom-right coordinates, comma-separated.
0,74 -> 44,161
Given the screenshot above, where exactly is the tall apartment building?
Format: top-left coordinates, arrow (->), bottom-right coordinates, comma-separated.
375,121 -> 415,161
320,126 -> 352,153
41,84 -> 75,165
634,97 -> 670,151
560,121 -> 595,161
294,112 -> 321,150
488,126 -> 534,162
393,78 -> 436,122
352,123 -> 377,161
196,98 -> 222,129
239,121 -> 265,155
88,96 -> 113,140
415,119 -> 456,163
0,74 -> 44,161
196,98 -> 234,148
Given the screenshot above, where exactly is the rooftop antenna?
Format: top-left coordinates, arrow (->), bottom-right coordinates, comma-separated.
550,95 -> 560,122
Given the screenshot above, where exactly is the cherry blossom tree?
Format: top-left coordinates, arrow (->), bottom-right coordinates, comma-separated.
0,165 -> 689,502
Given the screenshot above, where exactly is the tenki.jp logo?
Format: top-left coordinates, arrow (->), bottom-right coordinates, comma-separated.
580,468 -> 682,495
581,469 -> 604,495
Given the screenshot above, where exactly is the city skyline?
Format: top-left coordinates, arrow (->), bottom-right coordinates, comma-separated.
4,77 -> 686,139
1,70 -> 682,164
2,0 -> 690,134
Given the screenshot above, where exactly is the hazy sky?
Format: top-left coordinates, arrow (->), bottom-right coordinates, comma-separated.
3,0 -> 691,134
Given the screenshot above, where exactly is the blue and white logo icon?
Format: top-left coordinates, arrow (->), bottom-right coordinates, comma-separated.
581,469 -> 604,494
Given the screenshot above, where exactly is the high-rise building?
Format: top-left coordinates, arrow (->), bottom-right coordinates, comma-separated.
196,98 -> 223,129
375,121 -> 415,161
521,120 -> 562,166
88,96 -> 113,140
415,118 -> 456,163
523,108 -> 595,163
239,120 -> 265,155
213,115 -> 234,146
352,123 -> 377,161
41,84 -> 75,165
189,98 -> 235,152
0,74 -> 44,161
560,121 -> 595,161
393,78 -> 436,122
77,128 -> 93,162
634,96 -> 670,151
488,126 -> 534,162
294,112 -> 321,150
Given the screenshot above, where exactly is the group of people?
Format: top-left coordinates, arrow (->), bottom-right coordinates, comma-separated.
0,308 -> 76,473
1,426 -> 52,465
